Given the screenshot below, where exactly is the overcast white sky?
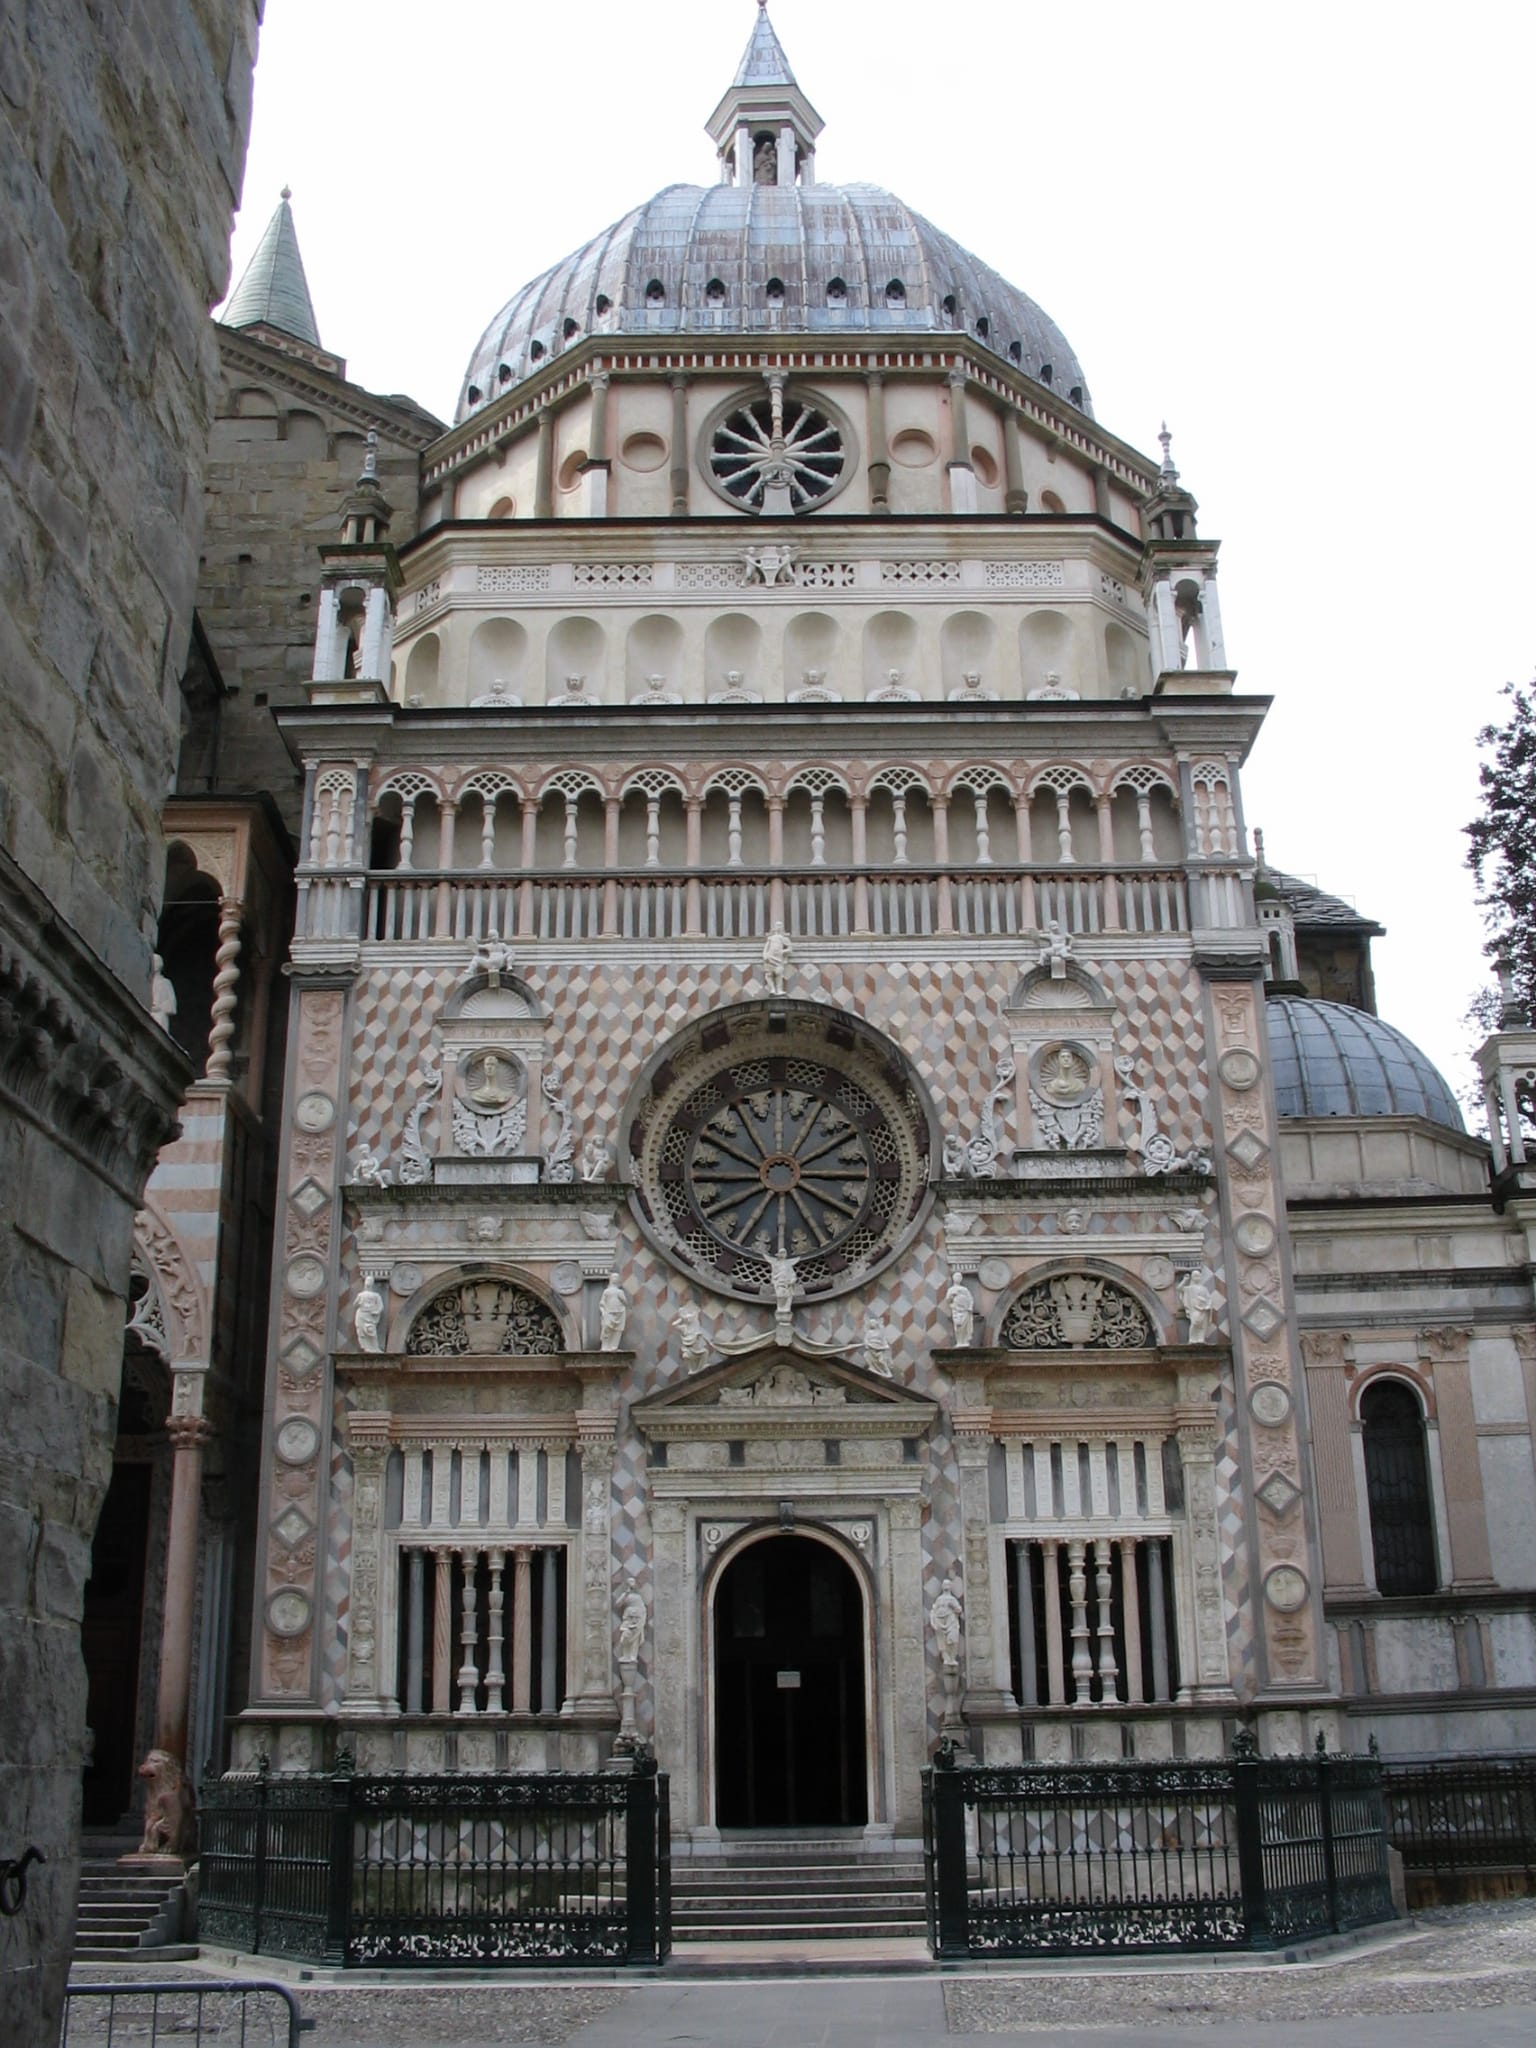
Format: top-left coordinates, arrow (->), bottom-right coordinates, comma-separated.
221,1 -> 1536,1102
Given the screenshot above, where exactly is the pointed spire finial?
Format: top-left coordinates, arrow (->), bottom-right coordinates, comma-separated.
223,188 -> 321,347
1253,827 -> 1267,877
362,428 -> 378,482
1158,421 -> 1177,479
281,184 -> 292,201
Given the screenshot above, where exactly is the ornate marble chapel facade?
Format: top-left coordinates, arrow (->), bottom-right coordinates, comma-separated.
110,5 -> 1536,1850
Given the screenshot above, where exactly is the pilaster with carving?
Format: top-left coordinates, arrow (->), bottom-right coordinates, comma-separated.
1204,973 -> 1326,1694
951,1383 -> 1011,1713
252,979 -> 351,1703
344,1409 -> 393,1711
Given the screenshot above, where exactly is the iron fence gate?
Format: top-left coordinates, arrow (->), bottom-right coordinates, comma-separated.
200,1757 -> 670,1966
923,1736 -> 1394,1958
1382,1755 -> 1536,1885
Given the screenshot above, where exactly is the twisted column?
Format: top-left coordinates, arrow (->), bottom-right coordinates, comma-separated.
203,898 -> 244,1081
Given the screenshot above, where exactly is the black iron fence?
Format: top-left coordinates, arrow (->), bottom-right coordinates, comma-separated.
200,1757 -> 670,1966
923,1736 -> 1394,1958
1382,1755 -> 1536,1886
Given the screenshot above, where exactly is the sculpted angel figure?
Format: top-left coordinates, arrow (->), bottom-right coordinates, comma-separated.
673,1302 -> 711,1366
862,1313 -> 894,1378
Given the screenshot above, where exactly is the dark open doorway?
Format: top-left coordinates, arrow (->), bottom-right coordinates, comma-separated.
713,1534 -> 868,1829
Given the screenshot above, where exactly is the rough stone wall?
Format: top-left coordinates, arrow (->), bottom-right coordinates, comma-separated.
185,341 -> 435,830
0,3 -> 261,2039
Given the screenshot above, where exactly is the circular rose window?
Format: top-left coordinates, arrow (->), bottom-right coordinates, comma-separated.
625,1003 -> 933,1304
706,392 -> 849,514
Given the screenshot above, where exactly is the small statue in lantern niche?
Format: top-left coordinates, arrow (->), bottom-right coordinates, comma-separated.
1178,1264 -> 1220,1345
930,1578 -> 964,1670
862,1313 -> 894,1378
598,1277 -> 629,1353
945,1279 -> 976,1348
149,954 -> 177,1035
673,1301 -> 711,1367
353,1275 -> 386,1354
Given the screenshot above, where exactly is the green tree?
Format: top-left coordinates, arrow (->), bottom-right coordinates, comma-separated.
1466,678 -> 1536,1019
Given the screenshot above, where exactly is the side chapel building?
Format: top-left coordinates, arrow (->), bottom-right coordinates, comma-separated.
97,4 -> 1536,1856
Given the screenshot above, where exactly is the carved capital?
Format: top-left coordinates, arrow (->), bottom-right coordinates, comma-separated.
1419,1325 -> 1472,1365
1300,1329 -> 1350,1368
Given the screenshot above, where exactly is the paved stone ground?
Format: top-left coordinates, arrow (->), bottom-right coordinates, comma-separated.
66,1899 -> 1536,2044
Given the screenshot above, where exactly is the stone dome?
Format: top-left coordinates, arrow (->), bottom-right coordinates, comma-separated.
457,181 -> 1091,424
1266,998 -> 1464,1131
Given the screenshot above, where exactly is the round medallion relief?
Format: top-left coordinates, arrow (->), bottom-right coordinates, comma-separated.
294,1091 -> 336,1133
285,1255 -> 327,1299
550,1261 -> 585,1298
266,1588 -> 312,1638
390,1263 -> 424,1297
1249,1382 -> 1292,1428
1142,1254 -> 1176,1291
624,1003 -> 933,1305
1234,1213 -> 1277,1257
275,1417 -> 320,1466
977,1256 -> 1013,1292
1263,1564 -> 1310,1614
1218,1048 -> 1263,1092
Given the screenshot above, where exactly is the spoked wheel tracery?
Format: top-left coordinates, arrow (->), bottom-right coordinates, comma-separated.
626,1004 -> 933,1304
708,394 -> 846,512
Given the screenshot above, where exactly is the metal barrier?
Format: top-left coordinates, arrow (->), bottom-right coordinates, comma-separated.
1383,1755 -> 1536,1884
62,1980 -> 308,2047
200,1757 -> 670,1968
923,1735 -> 1394,1958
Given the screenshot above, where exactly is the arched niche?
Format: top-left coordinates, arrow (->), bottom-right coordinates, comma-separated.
400,1272 -> 566,1358
403,633 -> 441,706
704,613 -> 763,697
783,610 -> 843,697
157,842 -> 224,1073
1105,621 -> 1146,695
284,408 -> 328,459
863,610 -> 918,698
626,614 -> 685,697
996,1267 -> 1162,1349
940,610 -> 999,696
782,772 -> 852,868
617,773 -> 688,867
468,617 -> 529,700
545,615 -> 606,702
1020,608 -> 1076,694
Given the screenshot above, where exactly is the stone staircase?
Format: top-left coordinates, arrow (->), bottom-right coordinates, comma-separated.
671,1839 -> 928,1945
73,1835 -> 194,1960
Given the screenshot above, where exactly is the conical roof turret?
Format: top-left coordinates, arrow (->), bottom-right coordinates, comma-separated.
222,188 -> 321,347
734,0 -> 798,87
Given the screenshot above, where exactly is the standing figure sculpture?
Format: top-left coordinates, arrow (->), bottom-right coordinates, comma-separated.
769,1252 -> 797,1325
862,1313 -> 894,1378
598,1277 -> 629,1353
761,920 -> 793,996
149,953 -> 177,1035
945,1280 -> 976,1348
1178,1265 -> 1220,1344
673,1302 -> 711,1366
353,1275 -> 385,1354
616,1578 -> 646,1665
930,1578 -> 964,1670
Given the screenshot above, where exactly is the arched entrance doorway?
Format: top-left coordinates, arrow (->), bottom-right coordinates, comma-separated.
713,1534 -> 868,1829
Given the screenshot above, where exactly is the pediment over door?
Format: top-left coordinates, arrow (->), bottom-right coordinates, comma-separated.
632,1342 -> 939,1444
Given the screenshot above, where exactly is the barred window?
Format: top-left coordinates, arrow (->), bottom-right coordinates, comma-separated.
1361,1380 -> 1437,1598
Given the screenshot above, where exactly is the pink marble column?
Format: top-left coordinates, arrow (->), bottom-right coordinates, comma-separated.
153,1413 -> 213,1762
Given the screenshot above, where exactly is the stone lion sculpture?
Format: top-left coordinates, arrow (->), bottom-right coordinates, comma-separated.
137,1748 -> 196,1859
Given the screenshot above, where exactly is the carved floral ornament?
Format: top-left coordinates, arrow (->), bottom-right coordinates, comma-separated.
404,1277 -> 564,1357
1000,1273 -> 1155,1350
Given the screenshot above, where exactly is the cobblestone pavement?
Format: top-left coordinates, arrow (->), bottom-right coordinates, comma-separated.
66,1900 -> 1536,2044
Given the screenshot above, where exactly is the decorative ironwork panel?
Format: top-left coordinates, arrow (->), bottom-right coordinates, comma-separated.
1384,1756 -> 1536,1881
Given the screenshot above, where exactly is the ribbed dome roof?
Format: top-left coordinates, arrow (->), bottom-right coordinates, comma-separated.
1266,998 -> 1464,1131
457,181 -> 1091,424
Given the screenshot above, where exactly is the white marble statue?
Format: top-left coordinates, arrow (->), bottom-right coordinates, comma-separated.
742,543 -> 795,586
769,1252 -> 797,1322
552,673 -> 588,705
581,1135 -> 610,1182
471,676 -> 521,708
1178,1265 -> 1220,1344
353,1276 -> 385,1354
353,1144 -> 391,1188
948,670 -> 997,702
1041,921 -> 1073,980
930,1578 -> 964,1669
471,934 -> 515,988
862,1313 -> 893,1378
149,953 -> 177,1035
942,1133 -> 967,1177
673,1302 -> 711,1366
615,1579 -> 646,1665
945,1280 -> 976,1348
598,1277 -> 628,1353
761,919 -> 793,996
634,674 -> 680,705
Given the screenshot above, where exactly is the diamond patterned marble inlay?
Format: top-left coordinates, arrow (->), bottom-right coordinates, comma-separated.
1242,1297 -> 1285,1341
291,1178 -> 329,1220
272,1504 -> 313,1550
1256,1471 -> 1301,1516
283,1335 -> 323,1380
1226,1130 -> 1269,1170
